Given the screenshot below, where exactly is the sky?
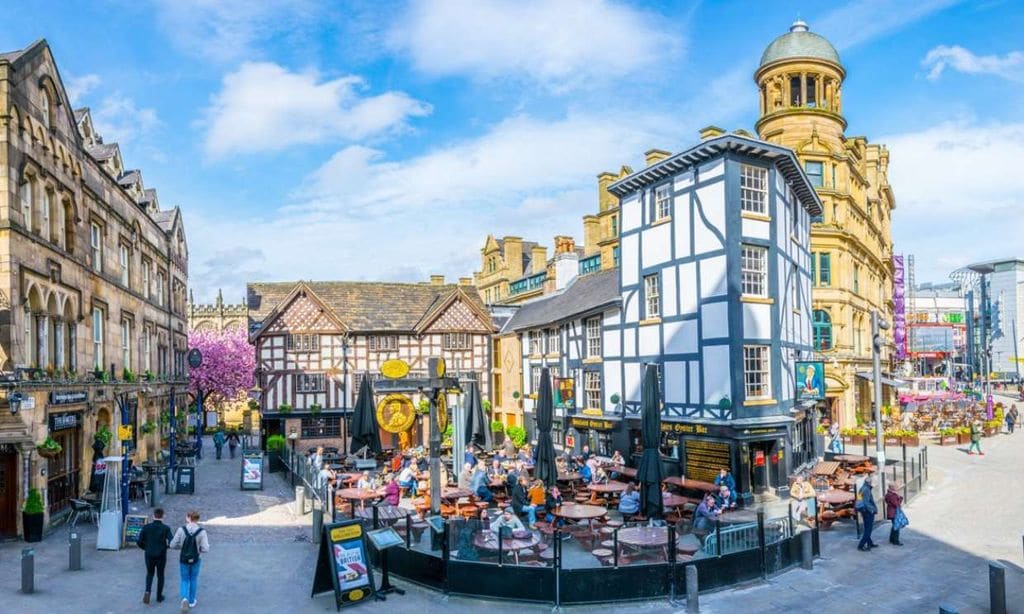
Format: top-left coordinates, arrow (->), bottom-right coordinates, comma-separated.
3,0 -> 1023,302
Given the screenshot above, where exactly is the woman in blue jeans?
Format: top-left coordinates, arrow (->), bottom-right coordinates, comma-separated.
170,511 -> 210,610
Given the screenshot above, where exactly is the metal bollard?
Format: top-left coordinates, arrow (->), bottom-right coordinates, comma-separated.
295,485 -> 307,515
800,529 -> 813,570
990,561 -> 1007,614
685,565 -> 699,613
21,548 -> 34,594
149,476 -> 159,508
312,506 -> 323,544
69,531 -> 82,571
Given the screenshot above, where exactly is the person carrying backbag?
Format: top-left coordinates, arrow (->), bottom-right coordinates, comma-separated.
170,510 -> 210,611
855,475 -> 878,552
885,483 -> 907,546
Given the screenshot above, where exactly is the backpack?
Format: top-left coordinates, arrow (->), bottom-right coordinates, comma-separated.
854,484 -> 866,511
180,527 -> 204,565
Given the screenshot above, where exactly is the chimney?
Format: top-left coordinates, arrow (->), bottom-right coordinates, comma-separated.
699,125 -> 726,140
553,236 -> 581,291
644,149 -> 671,166
503,236 -> 523,279
530,245 -> 548,275
458,277 -> 472,286
732,128 -> 754,138
554,235 -> 576,255
582,216 -> 600,256
430,275 -> 445,286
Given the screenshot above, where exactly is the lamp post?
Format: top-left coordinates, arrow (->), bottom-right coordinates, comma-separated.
871,312 -> 890,493
288,427 -> 298,487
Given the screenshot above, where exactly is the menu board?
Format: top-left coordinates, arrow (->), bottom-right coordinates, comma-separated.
175,466 -> 195,495
312,520 -> 376,610
684,439 -> 732,483
240,452 -> 264,491
123,514 -> 148,546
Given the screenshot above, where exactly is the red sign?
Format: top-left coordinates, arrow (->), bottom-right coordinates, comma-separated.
754,450 -> 765,467
565,433 -> 575,449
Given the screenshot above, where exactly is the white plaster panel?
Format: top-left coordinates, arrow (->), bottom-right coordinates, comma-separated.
702,344 -> 731,404
701,302 -> 729,339
621,234 -> 639,287
624,289 -> 639,323
699,158 -> 724,180
604,309 -> 622,326
665,361 -> 685,403
663,319 -> 697,355
693,181 -> 725,254
662,269 -> 678,318
621,195 -> 641,232
742,217 -> 770,240
673,170 -> 694,192
624,362 -> 642,403
603,329 -> 621,358
642,222 -> 672,268
568,336 -> 579,360
638,324 -> 660,356
604,361 -> 622,405
673,194 -> 692,259
680,262 -> 698,314
699,255 -> 728,298
742,302 -> 772,340
688,361 -> 699,404
623,327 -> 637,358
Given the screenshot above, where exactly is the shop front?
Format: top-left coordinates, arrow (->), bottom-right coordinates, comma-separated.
0,442 -> 22,538
45,409 -> 83,516
565,416 -> 629,458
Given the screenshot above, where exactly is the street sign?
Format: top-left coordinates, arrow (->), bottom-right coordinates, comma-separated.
187,348 -> 203,369
118,424 -> 134,441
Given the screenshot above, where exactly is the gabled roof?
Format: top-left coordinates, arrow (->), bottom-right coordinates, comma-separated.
247,280 -> 491,333
152,208 -> 177,232
86,142 -> 119,161
249,282 -> 349,340
118,169 -> 142,188
0,39 -> 45,65
503,268 -> 619,332
414,286 -> 495,333
73,107 -> 90,122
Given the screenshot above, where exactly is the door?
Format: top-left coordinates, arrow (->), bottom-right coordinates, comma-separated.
0,452 -> 17,537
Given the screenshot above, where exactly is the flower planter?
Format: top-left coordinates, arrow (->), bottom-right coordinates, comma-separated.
883,437 -> 901,447
938,435 -> 955,446
900,436 -> 920,447
37,447 -> 62,460
956,433 -> 971,445
848,435 -> 867,445
267,452 -> 285,473
22,513 -> 43,542
983,427 -> 996,437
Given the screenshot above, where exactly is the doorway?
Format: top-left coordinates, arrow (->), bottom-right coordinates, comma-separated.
0,451 -> 17,537
748,440 -> 776,494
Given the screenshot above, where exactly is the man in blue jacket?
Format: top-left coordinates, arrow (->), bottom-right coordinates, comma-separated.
138,508 -> 173,604
856,475 -> 878,551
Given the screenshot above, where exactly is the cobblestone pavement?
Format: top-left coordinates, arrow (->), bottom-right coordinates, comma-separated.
2,421 -> 1022,613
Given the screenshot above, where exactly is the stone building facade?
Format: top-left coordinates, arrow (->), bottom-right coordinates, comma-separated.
0,40 -> 189,538
188,289 -> 246,332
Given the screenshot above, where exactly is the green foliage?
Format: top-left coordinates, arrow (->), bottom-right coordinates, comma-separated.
610,393 -> 621,405
140,421 -> 157,435
512,391 -> 520,399
123,368 -> 137,383
443,424 -> 453,439
310,403 -> 322,415
247,399 -> 260,411
841,426 -> 870,437
939,427 -> 958,437
23,488 -> 43,515
278,402 -> 292,414
417,399 -> 430,415
490,419 -> 505,433
266,434 -> 287,452
95,425 -> 113,447
815,424 -> 828,435
507,425 -> 527,447
159,411 -> 170,425
144,369 -> 155,382
37,436 -> 63,455
482,399 -> 492,413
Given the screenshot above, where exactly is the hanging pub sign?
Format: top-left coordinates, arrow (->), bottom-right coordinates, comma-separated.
568,417 -> 617,432
50,390 -> 88,405
49,412 -> 80,432
795,361 -> 826,401
380,359 -> 410,380
553,377 -> 575,409
312,519 -> 376,610
376,394 -> 416,434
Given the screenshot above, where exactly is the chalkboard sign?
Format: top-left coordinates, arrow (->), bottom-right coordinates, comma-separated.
241,452 -> 264,490
175,466 -> 195,495
311,520 -> 376,610
123,514 -> 148,546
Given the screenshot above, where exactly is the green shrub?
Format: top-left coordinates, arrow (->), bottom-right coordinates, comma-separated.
95,425 -> 113,447
278,403 -> 292,414
507,425 -> 527,447
23,488 -> 43,514
266,434 -> 286,452
482,399 -> 492,413
310,403 -> 322,415
490,420 -> 505,433
443,424 -> 453,439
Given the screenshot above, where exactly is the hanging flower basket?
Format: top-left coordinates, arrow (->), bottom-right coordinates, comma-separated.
37,437 -> 63,459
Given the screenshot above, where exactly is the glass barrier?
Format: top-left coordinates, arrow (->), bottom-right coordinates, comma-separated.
449,517 -> 554,567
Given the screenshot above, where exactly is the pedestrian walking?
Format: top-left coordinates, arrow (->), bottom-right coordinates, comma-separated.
227,432 -> 240,458
170,510 -> 210,611
885,484 -> 905,546
1007,405 -> 1019,434
855,475 -> 878,551
212,430 -> 225,460
138,508 -> 174,604
968,420 -> 984,455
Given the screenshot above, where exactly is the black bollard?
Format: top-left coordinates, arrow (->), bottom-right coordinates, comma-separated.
990,561 -> 1006,614
69,531 -> 82,571
21,548 -> 34,594
685,565 -> 699,613
312,506 -> 323,544
800,529 -> 813,570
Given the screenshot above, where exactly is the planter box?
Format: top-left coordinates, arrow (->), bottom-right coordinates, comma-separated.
900,436 -> 920,447
983,427 -> 996,437
22,513 -> 43,542
938,435 -> 955,446
848,435 -> 867,445
883,437 -> 901,447
956,433 -> 971,445
267,452 -> 285,473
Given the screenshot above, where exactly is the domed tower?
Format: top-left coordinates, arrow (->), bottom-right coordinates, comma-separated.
754,20 -> 845,148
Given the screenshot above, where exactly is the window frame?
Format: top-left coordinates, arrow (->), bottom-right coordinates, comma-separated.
805,161 -> 824,188
546,328 -> 560,354
301,416 -> 341,438
585,316 -> 602,358
584,370 -> 602,410
121,318 -> 132,371
92,307 -> 104,369
813,309 -> 832,351
119,243 -> 130,287
654,184 -> 672,221
295,373 -> 326,393
740,244 -> 768,297
528,330 -> 542,356
90,222 -> 103,273
743,345 -> 771,400
644,273 -> 661,318
818,252 -> 831,287
442,332 -> 471,351
740,164 -> 768,214
287,334 -> 321,352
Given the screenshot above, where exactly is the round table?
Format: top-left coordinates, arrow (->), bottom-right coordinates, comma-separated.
663,476 -> 718,493
662,494 -> 693,510
817,490 -> 855,505
472,530 -> 542,564
586,480 -> 628,502
337,487 -> 384,516
604,465 -> 637,479
355,504 -> 411,524
617,526 -> 669,548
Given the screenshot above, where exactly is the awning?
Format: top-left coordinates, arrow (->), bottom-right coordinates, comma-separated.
855,371 -> 908,388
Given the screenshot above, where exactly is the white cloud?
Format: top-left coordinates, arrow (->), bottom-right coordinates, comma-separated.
922,45 -> 1024,82
92,93 -> 160,145
387,0 -> 680,90
202,62 -> 431,158
65,74 -> 101,106
883,120 -> 1024,281
154,0 -> 318,64
816,0 -> 961,50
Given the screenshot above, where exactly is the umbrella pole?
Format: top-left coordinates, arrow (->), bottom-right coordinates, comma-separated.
429,389 -> 442,516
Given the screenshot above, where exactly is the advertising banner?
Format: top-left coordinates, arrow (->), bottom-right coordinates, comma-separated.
893,255 -> 907,360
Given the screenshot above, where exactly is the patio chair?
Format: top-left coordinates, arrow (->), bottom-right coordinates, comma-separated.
69,498 -> 98,528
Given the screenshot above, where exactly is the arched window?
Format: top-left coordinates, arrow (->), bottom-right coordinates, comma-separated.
42,189 -> 51,241
40,89 -> 51,129
813,309 -> 832,351
19,178 -> 33,231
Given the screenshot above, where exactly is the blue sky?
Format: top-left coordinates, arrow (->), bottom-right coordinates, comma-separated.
3,0 -> 1023,302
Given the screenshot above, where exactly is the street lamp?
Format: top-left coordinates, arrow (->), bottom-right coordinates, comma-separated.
288,427 -> 299,487
968,263 -> 995,396
7,392 -> 22,415
872,312 -> 890,491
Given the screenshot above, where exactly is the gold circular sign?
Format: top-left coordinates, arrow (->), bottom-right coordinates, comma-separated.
437,394 -> 448,433
434,357 -> 446,378
376,394 -> 416,434
380,359 -> 410,380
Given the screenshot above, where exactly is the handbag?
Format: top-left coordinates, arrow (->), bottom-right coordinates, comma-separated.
893,507 -> 909,530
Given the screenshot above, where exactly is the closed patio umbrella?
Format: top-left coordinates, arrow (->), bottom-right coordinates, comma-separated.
349,373 -> 382,456
464,380 -> 492,451
636,364 -> 664,520
535,367 -> 558,487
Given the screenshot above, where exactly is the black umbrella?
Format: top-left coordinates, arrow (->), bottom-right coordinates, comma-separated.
535,367 -> 558,487
464,380 -> 492,450
636,364 -> 664,520
349,373 -> 382,455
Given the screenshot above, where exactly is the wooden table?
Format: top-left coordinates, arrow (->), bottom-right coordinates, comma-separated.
605,464 -> 637,479
586,480 -> 628,503
473,530 -> 542,564
811,461 -> 841,476
336,473 -> 362,486
817,490 -> 854,505
557,472 -> 583,494
355,504 -> 411,525
551,503 -> 607,535
834,454 -> 870,464
662,494 -> 696,512
441,487 -> 474,501
336,487 -> 384,516
663,476 -> 718,493
816,489 -> 855,529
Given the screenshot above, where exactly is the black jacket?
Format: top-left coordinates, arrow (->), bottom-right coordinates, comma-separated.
511,483 -> 529,514
138,520 -> 173,558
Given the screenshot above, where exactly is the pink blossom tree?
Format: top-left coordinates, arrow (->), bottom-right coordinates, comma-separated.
187,328 -> 256,407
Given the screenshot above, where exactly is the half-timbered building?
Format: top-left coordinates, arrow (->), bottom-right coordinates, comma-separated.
247,277 -> 494,450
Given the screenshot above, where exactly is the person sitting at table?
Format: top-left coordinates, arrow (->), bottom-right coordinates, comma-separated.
384,474 -> 401,506
511,475 -> 539,529
555,455 -> 569,474
618,482 -> 641,517
502,436 -> 517,458
714,468 -> 736,495
398,464 -> 418,497
517,444 -> 534,466
464,444 -> 478,467
715,485 -> 736,509
487,459 -> 506,479
317,465 -> 336,491
610,450 -> 625,466
581,445 -> 592,461
692,495 -> 721,537
458,463 -> 474,490
356,471 -> 372,490
472,461 -> 493,503
506,461 -> 524,491
790,475 -> 816,526
544,485 -> 564,525
592,464 -> 609,485
416,454 -> 429,473
528,478 -> 546,512
579,459 -> 593,483
491,509 -> 526,536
